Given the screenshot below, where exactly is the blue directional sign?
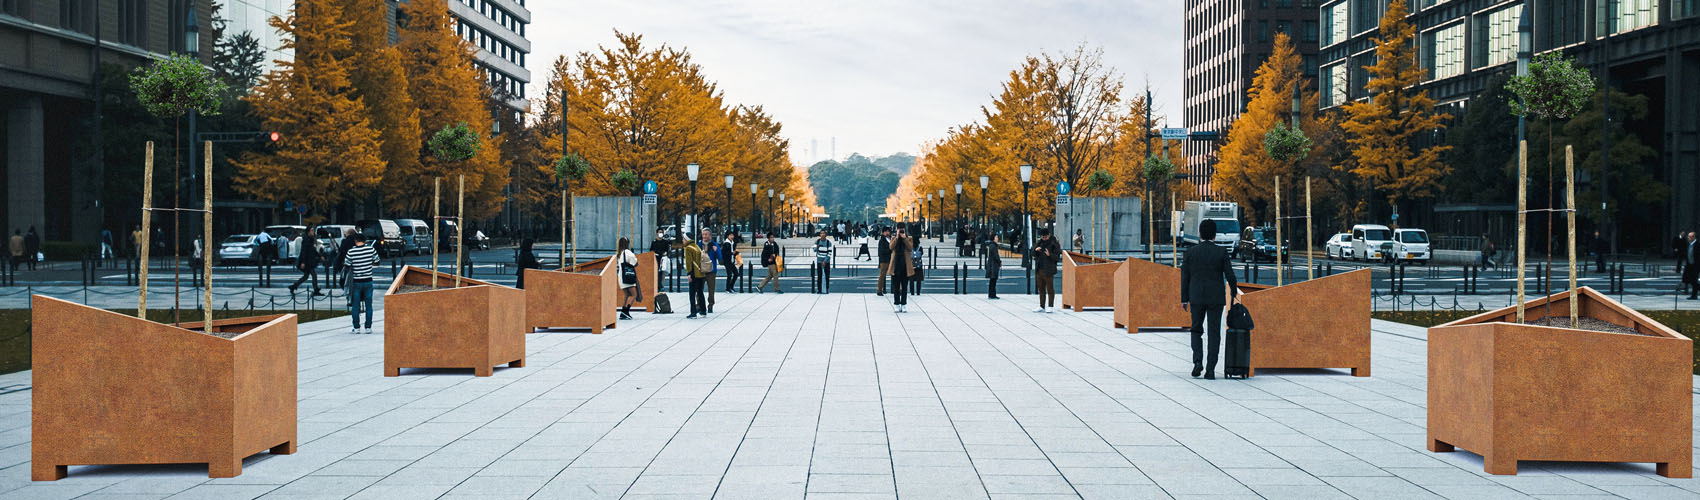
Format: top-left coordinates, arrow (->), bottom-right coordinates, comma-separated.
1057,181 -> 1071,195
643,180 -> 659,195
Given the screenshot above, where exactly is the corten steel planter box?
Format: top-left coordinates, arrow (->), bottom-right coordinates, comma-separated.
1062,252 -> 1118,312
525,256 -> 618,333
1427,287 -> 1692,477
1112,257 -> 1190,331
30,295 -> 297,480
1236,269 -> 1371,377
384,266 -> 526,377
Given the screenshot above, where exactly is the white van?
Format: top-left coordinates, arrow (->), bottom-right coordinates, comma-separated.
1349,224 -> 1394,261
395,219 -> 432,255
1391,228 -> 1431,264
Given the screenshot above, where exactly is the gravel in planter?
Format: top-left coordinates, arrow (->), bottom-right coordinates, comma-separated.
1527,317 -> 1655,337
392,284 -> 467,294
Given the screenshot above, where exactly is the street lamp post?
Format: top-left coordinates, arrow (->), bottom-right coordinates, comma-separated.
766,189 -> 774,235
1020,164 -> 1033,271
687,163 -> 700,241
1514,9 -> 1532,321
926,194 -> 934,237
955,183 -> 963,241
937,189 -> 946,242
749,183 -> 758,238
779,193 -> 787,236
979,175 -> 990,233
723,174 -> 734,237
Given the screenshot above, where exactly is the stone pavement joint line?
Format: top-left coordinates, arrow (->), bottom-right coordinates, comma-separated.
0,293 -> 1696,499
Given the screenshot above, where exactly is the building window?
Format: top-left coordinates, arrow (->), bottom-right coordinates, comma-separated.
60,0 -> 93,34
1325,2 -> 1349,45
1352,0 -> 1380,34
1276,0 -> 1292,7
118,0 -> 145,45
1,0 -> 29,16
1423,22 -> 1465,80
1476,4 -> 1522,68
1276,20 -> 1291,37
1599,0 -> 1660,34
1677,0 -> 1699,19
1258,21 -> 1270,42
1302,20 -> 1318,42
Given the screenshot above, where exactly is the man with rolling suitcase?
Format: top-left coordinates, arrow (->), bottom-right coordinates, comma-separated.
1180,220 -> 1238,380
1224,302 -> 1255,379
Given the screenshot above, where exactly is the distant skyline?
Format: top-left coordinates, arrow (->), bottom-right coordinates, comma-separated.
528,0 -> 1183,164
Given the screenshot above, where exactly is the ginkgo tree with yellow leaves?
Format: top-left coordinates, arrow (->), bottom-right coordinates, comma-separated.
1211,32 -> 1325,226
1340,0 -> 1451,220
534,32 -> 813,225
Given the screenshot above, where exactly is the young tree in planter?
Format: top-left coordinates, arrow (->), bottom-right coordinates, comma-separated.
1143,153 -> 1174,252
555,152 -> 590,267
129,53 -> 227,322
428,121 -> 481,286
1506,51 -> 1596,324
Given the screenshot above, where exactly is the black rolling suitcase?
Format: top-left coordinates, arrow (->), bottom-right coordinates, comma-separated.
1224,302 -> 1254,379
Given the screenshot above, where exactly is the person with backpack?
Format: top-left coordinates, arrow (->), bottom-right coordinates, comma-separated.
701,229 -> 718,313
617,237 -> 640,320
1032,228 -> 1062,313
887,227 -> 913,313
722,233 -> 740,293
343,233 -> 379,334
758,233 -> 783,294
908,233 -> 923,296
876,227 -> 892,296
288,231 -> 322,296
684,238 -> 708,319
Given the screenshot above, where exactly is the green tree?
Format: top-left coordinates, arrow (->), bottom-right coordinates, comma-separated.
1443,74 -> 1518,204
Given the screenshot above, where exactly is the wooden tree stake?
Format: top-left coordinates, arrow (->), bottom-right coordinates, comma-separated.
1171,196 -> 1178,267
1566,145 -> 1578,327
202,141 -> 213,334
1275,175 -> 1283,287
456,175 -> 464,288
1305,176 -> 1314,281
1516,140 -> 1527,323
432,178 -> 440,289
138,141 -> 153,318
560,188 -> 567,269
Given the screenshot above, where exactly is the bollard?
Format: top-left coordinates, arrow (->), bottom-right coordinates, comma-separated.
953,264 -> 959,295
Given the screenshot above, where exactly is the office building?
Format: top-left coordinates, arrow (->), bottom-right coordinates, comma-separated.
2,0 -> 213,244
403,0 -> 530,115
223,0 -> 292,72
1183,0 -> 1321,196
1318,0 -> 1699,238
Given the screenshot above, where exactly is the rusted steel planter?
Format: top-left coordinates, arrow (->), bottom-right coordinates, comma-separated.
30,296 -> 297,480
1427,287 -> 1692,477
1062,252 -> 1117,312
525,256 -> 618,333
1112,257 -> 1189,331
384,266 -> 526,377
1237,269 -> 1372,377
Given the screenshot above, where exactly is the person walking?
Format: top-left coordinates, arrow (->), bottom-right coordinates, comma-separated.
876,227 -> 892,296
1592,230 -> 1609,273
650,229 -> 672,287
908,233 -> 923,296
1479,234 -> 1497,270
1181,220 -> 1239,379
1072,229 -> 1084,254
758,233 -> 783,294
515,239 -> 539,289
1032,228 -> 1062,313
7,229 -> 22,272
288,231 -> 322,296
100,227 -> 114,266
888,227 -> 913,313
1679,232 -> 1693,299
813,231 -> 833,294
24,227 -> 39,271
331,228 -> 356,288
254,229 -> 275,284
684,238 -> 708,319
701,230 -> 718,313
343,234 -> 379,334
855,233 -> 871,261
723,233 -> 740,293
986,233 -> 1002,299
617,237 -> 640,320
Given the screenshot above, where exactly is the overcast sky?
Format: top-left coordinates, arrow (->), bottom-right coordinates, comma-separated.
526,0 -> 1183,165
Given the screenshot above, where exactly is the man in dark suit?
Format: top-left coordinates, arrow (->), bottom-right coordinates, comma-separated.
1684,232 -> 1698,300
876,227 -> 893,296
1181,219 -> 1239,379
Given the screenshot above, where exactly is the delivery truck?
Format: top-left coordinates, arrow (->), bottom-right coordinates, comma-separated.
1180,201 -> 1241,254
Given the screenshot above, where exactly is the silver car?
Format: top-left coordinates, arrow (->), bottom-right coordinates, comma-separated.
217,234 -> 258,264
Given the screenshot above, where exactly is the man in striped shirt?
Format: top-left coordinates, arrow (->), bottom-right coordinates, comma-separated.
343,234 -> 379,334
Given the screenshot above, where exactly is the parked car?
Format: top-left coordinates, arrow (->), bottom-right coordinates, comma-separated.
1236,226 -> 1289,263
263,225 -> 307,262
437,219 -> 460,252
355,219 -> 404,257
216,234 -> 259,264
1349,224 -> 1395,261
1325,233 -> 1351,259
395,219 -> 432,255
1390,228 -> 1431,264
316,225 -> 356,257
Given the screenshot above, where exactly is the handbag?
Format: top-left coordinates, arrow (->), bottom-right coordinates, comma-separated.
1227,302 -> 1255,331
619,252 -> 638,284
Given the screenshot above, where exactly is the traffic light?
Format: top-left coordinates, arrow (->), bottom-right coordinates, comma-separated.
257,131 -> 280,150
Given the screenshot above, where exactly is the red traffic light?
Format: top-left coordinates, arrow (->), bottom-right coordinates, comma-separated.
268,132 -> 280,142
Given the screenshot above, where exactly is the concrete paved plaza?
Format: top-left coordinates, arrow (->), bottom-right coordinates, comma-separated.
0,293 -> 1697,499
